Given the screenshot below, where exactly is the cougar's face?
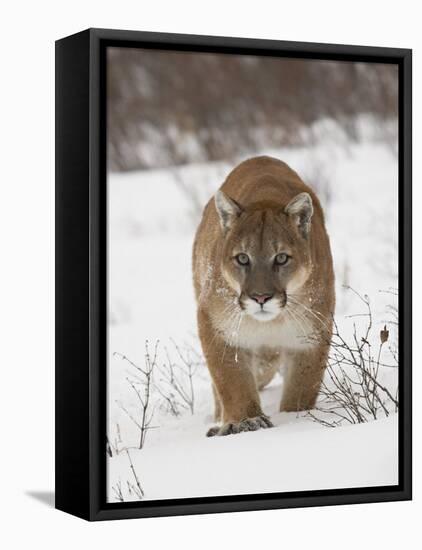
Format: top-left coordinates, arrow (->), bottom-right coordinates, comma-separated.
221,208 -> 313,322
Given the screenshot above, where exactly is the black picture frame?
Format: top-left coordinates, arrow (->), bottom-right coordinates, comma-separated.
55,28 -> 412,521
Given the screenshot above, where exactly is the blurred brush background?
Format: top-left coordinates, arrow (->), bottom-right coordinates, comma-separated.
107,49 -> 398,172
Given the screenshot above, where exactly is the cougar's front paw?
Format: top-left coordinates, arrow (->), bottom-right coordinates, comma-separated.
206,415 -> 273,437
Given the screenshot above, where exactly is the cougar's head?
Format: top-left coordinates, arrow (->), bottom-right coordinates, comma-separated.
214,190 -> 314,322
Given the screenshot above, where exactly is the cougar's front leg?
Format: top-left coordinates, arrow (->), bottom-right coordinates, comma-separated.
280,345 -> 329,412
211,383 -> 222,422
198,310 -> 273,436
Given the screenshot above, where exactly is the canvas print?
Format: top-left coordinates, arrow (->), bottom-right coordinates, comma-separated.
106,48 -> 399,503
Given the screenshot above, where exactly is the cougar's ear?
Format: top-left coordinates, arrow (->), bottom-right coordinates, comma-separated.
285,192 -> 313,238
214,191 -> 243,233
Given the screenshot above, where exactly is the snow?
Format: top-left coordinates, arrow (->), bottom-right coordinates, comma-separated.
107,125 -> 399,503
108,414 -> 398,500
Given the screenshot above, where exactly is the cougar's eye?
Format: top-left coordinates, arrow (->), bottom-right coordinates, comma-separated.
274,253 -> 289,266
236,253 -> 250,266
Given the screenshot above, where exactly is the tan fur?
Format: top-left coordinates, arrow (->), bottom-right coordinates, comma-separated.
193,156 -> 335,436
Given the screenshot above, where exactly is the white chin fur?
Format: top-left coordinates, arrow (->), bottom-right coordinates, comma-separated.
214,299 -> 316,351
244,298 -> 281,322
249,310 -> 279,322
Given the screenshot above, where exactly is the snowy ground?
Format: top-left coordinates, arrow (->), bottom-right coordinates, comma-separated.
107,126 -> 399,502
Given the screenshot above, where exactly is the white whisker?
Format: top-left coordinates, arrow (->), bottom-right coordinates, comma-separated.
285,306 -> 309,342
220,308 -> 241,364
232,313 -> 244,363
288,296 -> 330,332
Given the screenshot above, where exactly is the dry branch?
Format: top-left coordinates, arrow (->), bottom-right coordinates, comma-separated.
114,340 -> 159,449
307,288 -> 399,427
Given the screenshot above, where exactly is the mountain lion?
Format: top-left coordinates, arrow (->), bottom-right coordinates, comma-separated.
192,156 -> 335,436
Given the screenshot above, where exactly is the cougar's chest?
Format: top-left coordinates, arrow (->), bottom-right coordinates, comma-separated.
216,309 -> 315,351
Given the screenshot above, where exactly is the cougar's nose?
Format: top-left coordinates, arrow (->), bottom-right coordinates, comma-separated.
250,293 -> 273,305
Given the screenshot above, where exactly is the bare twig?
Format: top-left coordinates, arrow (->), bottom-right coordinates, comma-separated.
125,450 -> 144,498
156,340 -> 201,416
309,288 -> 399,427
112,481 -> 124,502
114,340 -> 159,449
